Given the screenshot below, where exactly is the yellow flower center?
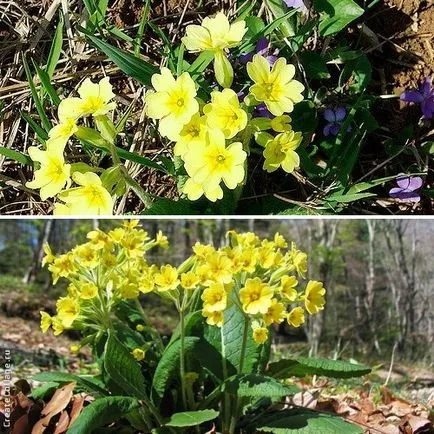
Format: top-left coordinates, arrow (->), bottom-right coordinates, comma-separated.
189,126 -> 200,137
216,154 -> 226,163
177,98 -> 185,107
265,83 -> 274,97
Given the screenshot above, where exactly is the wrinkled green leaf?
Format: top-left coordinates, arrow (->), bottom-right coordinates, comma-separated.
165,410 -> 219,427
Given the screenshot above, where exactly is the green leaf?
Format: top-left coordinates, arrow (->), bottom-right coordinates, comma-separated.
104,331 -> 147,399
33,62 -> 61,106
32,372 -> 108,395
300,52 -> 330,80
224,374 -> 299,399
22,55 -> 51,132
291,101 -> 318,133
268,357 -> 371,379
165,410 -> 219,427
46,13 -> 63,79
187,51 -> 214,78
21,112 -> 49,142
254,408 -> 363,433
0,146 -> 33,166
325,191 -> 376,203
267,0 -> 296,37
142,197 -> 200,215
314,0 -> 364,36
82,30 -> 158,86
204,305 -> 261,375
68,396 -> 139,434
151,336 -> 200,402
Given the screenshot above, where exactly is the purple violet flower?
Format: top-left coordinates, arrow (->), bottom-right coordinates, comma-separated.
239,37 -> 279,65
253,103 -> 274,119
323,107 -> 347,136
400,77 -> 434,119
284,0 -> 308,14
389,175 -> 423,203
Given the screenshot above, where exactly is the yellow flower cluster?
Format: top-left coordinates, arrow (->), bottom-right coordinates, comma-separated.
145,12 -> 305,202
40,220 -> 168,336
41,223 -> 325,348
27,78 -> 116,215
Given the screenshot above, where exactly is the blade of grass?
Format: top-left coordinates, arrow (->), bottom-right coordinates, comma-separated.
176,43 -> 185,77
21,113 -> 49,143
0,146 -> 33,165
46,13 -> 63,79
22,55 -> 51,132
33,61 -> 61,106
134,0 -> 151,57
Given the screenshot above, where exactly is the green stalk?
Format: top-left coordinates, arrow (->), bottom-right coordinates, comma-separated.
221,325 -> 230,433
179,308 -> 188,410
229,317 -> 249,434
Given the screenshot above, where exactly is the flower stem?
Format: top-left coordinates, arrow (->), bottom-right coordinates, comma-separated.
179,309 -> 188,410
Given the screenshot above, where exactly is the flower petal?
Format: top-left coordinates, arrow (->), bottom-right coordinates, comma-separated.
400,90 -> 424,103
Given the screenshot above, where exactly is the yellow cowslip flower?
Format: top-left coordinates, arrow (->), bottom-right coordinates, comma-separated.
287,306 -> 305,327
263,298 -> 286,326
120,278 -> 140,299
256,245 -> 276,269
182,177 -> 224,203
274,233 -> 288,249
40,311 -> 52,333
87,229 -> 111,250
74,243 -> 99,269
79,282 -> 98,300
239,278 -> 274,315
49,253 -> 77,284
120,232 -> 148,258
227,231 -> 260,247
56,296 -> 80,328
192,242 -> 215,260
156,230 -> 169,248
52,317 -> 64,336
181,271 -> 200,289
174,113 -> 208,157
139,276 -> 154,294
201,282 -> 227,312
182,12 -> 247,88
42,243 -> 55,267
77,77 -> 116,117
280,275 -> 298,301
262,131 -> 302,174
304,281 -> 326,315
247,55 -> 304,116
199,252 -> 233,284
203,89 -> 248,139
289,243 -> 308,278
154,265 -> 180,291
54,172 -> 113,216
183,129 -> 246,193
132,348 -> 146,361
203,308 -> 224,327
101,252 -> 117,269
145,68 -> 199,141
26,139 -> 71,201
252,326 -> 269,345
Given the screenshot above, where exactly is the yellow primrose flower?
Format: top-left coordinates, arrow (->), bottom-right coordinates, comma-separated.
181,271 -> 200,289
132,348 -> 146,361
280,275 -> 298,301
183,129 -> 246,193
77,77 -> 116,117
42,243 -> 55,267
80,282 -> 98,300
174,113 -> 208,157
203,308 -> 224,327
139,276 -> 154,294
247,54 -> 304,116
48,118 -> 78,141
271,115 -> 292,133
54,172 -> 113,216
262,131 -> 302,173
263,298 -> 286,326
40,311 -> 52,333
182,12 -> 247,88
304,281 -> 326,315
203,89 -> 248,138
146,68 -> 199,141
154,265 -> 180,291
87,229 -> 111,250
136,324 -> 145,332
289,243 -> 308,278
201,282 -> 227,312
239,278 -> 274,315
26,140 -> 71,200
52,317 -> 64,336
182,177 -> 224,203
56,296 -> 80,328
256,245 -> 276,269
287,306 -> 305,327
252,326 -> 269,345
